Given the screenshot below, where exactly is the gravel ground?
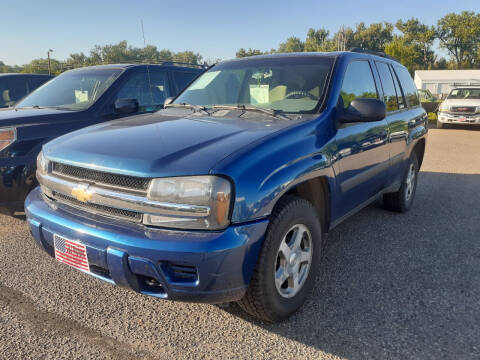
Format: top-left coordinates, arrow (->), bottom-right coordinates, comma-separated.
0,128 -> 479,360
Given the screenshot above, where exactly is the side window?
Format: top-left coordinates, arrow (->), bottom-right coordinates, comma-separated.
390,66 -> 405,109
27,77 -> 50,93
340,60 -> 378,108
375,62 -> 398,112
1,78 -> 28,107
172,71 -> 198,93
393,66 -> 420,107
116,70 -> 170,113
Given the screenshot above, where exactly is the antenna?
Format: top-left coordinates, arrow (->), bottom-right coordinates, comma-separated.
141,19 -> 154,106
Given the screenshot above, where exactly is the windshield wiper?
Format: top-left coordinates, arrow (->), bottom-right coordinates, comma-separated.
164,103 -> 210,115
16,105 -> 45,109
212,104 -> 290,120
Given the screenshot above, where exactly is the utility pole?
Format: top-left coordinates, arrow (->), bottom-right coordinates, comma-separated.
47,49 -> 53,75
337,25 -> 346,52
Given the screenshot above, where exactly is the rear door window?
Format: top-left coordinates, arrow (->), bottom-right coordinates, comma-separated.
172,71 -> 199,93
393,66 -> 420,107
375,62 -> 399,112
340,60 -> 378,108
116,70 -> 171,113
27,77 -> 50,93
391,67 -> 405,109
0,77 -> 28,107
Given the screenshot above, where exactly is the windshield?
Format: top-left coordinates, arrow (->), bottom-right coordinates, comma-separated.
174,56 -> 333,114
16,68 -> 122,111
447,88 -> 480,100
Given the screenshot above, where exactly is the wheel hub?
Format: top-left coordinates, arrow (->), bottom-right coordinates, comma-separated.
274,224 -> 313,298
288,252 -> 298,266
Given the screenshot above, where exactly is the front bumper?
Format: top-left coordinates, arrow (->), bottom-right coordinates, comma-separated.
438,112 -> 480,125
25,187 -> 268,303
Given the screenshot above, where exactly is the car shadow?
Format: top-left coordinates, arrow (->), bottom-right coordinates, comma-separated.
437,123 -> 480,131
222,171 -> 480,359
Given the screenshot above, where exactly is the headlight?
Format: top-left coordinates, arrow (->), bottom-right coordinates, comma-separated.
438,103 -> 450,112
143,176 -> 232,230
0,127 -> 16,152
36,151 -> 49,175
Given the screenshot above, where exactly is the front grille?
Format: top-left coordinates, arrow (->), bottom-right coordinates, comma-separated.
52,191 -> 142,222
52,162 -> 150,191
450,106 -> 476,114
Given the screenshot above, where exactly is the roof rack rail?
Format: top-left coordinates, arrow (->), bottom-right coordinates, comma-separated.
349,47 -> 399,62
116,60 -> 209,69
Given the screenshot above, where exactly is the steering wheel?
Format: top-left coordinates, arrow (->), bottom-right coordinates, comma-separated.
284,91 -> 319,100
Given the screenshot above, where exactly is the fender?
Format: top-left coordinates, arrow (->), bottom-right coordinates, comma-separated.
211,112 -> 338,224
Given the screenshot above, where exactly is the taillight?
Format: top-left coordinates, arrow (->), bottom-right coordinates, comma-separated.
0,127 -> 16,152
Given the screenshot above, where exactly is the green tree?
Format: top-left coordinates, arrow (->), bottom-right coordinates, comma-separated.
385,36 -> 421,73
236,48 -> 264,58
304,28 -> 330,52
277,37 -> 304,53
22,58 -> 63,75
353,22 -> 394,52
0,61 -> 23,73
437,11 -> 480,69
396,18 -> 436,69
173,51 -> 202,64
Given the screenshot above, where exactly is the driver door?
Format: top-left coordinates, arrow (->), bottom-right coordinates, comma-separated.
333,60 -> 390,217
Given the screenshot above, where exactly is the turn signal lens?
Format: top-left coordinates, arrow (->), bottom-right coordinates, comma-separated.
0,127 -> 16,152
438,103 -> 450,113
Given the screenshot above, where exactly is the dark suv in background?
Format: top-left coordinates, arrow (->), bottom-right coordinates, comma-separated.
0,62 -> 204,214
0,73 -> 53,108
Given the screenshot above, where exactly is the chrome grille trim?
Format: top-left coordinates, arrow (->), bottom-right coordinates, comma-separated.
37,171 -> 210,219
449,106 -> 477,115
52,162 -> 151,192
48,192 -> 143,222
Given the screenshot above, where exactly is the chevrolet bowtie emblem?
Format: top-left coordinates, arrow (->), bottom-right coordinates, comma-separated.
71,184 -> 93,203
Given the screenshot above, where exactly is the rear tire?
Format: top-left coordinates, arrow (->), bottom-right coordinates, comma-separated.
237,196 -> 323,322
383,152 -> 419,212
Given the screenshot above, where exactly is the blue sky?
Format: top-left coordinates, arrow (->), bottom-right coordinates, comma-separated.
2,0 -> 479,65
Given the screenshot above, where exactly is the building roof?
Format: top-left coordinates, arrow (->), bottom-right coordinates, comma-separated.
415,70 -> 480,81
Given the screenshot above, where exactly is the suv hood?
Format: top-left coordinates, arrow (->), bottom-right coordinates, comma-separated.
0,107 -> 76,127
442,99 -> 480,107
43,112 -> 295,178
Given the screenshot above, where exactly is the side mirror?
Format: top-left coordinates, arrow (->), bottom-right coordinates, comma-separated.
340,98 -> 386,123
164,97 -> 174,107
114,98 -> 139,114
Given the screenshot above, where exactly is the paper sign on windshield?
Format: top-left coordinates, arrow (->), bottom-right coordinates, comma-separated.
75,90 -> 89,103
249,85 -> 269,104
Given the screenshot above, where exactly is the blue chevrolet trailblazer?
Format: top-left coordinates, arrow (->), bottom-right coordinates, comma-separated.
0,63 -> 204,214
25,50 -> 427,322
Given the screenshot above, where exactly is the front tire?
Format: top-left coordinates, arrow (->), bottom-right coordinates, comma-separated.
238,196 -> 323,322
383,152 -> 419,212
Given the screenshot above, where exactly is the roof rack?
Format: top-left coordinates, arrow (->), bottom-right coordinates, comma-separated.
108,60 -> 208,69
349,47 -> 399,62
57,61 -> 209,71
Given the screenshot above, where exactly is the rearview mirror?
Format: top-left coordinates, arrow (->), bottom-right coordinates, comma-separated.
114,98 -> 138,114
339,98 -> 386,123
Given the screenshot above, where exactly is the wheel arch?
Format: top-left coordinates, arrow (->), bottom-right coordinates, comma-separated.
413,138 -> 426,169
274,176 -> 331,234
